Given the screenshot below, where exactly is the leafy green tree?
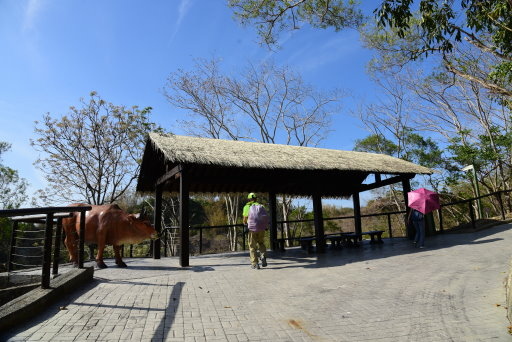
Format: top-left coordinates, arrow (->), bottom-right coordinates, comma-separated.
355,131 -> 443,169
0,142 -> 28,270
0,142 -> 28,209
32,92 -> 161,205
229,0 -> 363,46
375,0 -> 512,100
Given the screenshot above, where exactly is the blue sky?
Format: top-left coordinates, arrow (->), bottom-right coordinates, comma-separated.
0,0 -> 382,204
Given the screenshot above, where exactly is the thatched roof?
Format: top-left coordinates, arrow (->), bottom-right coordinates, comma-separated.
136,133 -> 432,197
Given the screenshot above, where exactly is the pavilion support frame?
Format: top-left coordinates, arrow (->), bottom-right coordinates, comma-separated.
179,167 -> 190,267
312,194 -> 326,253
402,177 -> 412,239
353,174 -> 415,240
353,192 -> 362,236
150,166 -> 419,265
269,192 -> 278,251
153,184 -> 163,259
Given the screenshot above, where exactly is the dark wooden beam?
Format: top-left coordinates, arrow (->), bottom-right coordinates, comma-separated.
312,194 -> 325,253
179,168 -> 190,267
375,173 -> 381,183
153,184 -> 163,259
52,218 -> 63,275
402,177 -> 412,239
269,191 -> 278,251
156,164 -> 183,186
353,192 -> 362,236
358,174 -> 415,192
78,211 -> 86,269
42,213 -> 54,289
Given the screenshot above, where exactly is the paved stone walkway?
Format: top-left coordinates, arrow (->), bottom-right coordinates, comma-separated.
2,224 -> 512,341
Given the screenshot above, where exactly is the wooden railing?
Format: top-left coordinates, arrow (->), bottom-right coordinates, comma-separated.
159,189 -> 512,255
1,206 -> 92,289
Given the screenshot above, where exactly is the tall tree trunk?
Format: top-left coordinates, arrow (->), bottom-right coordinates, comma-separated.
224,195 -> 239,251
281,195 -> 293,246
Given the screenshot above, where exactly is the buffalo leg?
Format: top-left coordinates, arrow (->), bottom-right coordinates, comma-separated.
88,244 -> 96,261
95,239 -> 108,269
64,233 -> 79,267
113,245 -> 127,267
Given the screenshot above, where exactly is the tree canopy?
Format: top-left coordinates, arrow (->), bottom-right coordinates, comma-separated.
228,0 -> 363,46
31,92 -> 161,205
0,142 -> 28,209
375,0 -> 512,99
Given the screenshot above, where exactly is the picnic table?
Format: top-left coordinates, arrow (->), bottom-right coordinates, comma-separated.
276,230 -> 385,252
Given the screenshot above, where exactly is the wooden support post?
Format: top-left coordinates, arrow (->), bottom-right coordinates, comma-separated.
52,217 -> 63,275
179,168 -> 190,267
438,207 -> 444,232
402,177 -> 412,239
312,194 -> 325,253
498,191 -> 506,220
387,213 -> 393,238
353,192 -> 362,237
469,200 -> 476,230
269,192 -> 278,251
42,213 -> 54,289
199,227 -> 203,254
242,228 -> 246,251
8,221 -> 18,272
78,211 -> 86,268
154,184 -> 163,259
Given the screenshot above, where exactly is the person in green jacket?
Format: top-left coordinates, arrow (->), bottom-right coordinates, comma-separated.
243,193 -> 267,269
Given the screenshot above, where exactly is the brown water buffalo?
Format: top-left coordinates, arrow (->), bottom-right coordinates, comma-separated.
62,203 -> 157,268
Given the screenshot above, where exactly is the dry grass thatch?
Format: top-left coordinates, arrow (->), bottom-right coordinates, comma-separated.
148,132 -> 433,175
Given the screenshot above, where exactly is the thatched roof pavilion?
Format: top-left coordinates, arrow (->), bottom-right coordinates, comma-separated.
137,133 -> 433,266
137,133 -> 431,196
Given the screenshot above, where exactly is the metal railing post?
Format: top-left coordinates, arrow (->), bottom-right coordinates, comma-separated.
78,210 -> 86,268
8,221 -> 18,272
42,213 -> 54,289
52,217 -> 63,276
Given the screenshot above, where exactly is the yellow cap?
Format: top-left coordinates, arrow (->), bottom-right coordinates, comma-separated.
247,193 -> 257,199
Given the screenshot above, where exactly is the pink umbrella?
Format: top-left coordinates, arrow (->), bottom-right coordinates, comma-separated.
408,188 -> 440,214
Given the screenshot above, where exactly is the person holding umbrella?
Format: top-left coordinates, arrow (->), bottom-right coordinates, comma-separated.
407,188 -> 441,249
408,209 -> 425,248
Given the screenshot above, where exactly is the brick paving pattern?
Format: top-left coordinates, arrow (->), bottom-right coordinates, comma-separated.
2,224 -> 512,341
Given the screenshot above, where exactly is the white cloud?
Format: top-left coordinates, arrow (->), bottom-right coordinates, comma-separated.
168,0 -> 193,45
285,30 -> 361,73
23,0 -> 44,32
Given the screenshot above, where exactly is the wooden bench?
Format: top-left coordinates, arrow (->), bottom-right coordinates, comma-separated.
343,233 -> 363,247
276,236 -> 314,251
298,237 -> 316,253
362,230 -> 385,244
324,232 -> 353,248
